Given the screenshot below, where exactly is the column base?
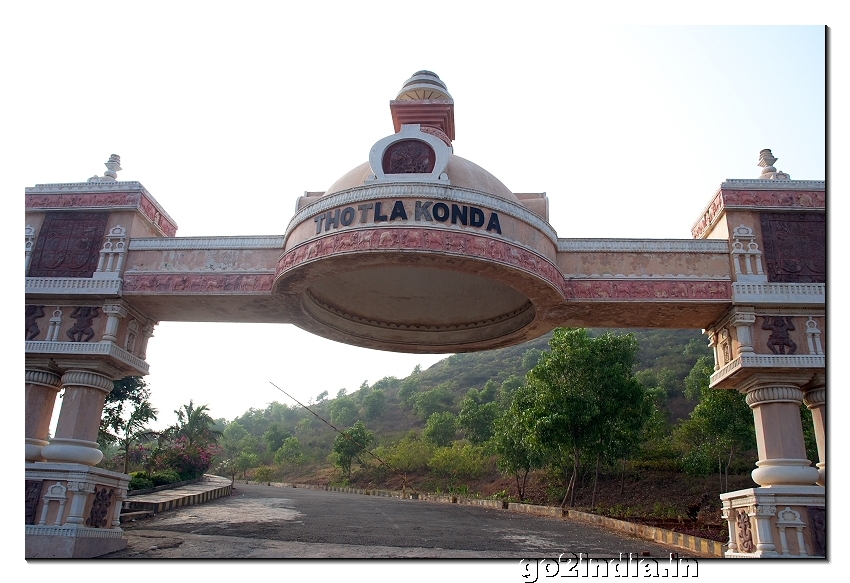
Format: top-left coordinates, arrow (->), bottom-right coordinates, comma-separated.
25,525 -> 127,558
25,462 -> 130,559
25,438 -> 49,462
721,486 -> 825,558
40,438 -> 104,466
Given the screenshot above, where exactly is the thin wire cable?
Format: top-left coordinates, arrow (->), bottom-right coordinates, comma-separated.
269,381 -> 417,495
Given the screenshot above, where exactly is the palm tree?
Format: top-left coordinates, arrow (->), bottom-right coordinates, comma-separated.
164,400 -> 223,448
112,399 -> 159,474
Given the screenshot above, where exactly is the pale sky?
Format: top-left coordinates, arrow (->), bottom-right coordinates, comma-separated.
10,2 -> 841,575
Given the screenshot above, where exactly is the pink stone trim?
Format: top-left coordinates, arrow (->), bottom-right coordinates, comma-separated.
25,191 -> 178,237
691,190 -> 825,239
276,228 -> 733,302
122,273 -> 274,293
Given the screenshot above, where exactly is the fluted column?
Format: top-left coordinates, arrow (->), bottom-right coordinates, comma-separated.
40,369 -> 115,466
803,378 -> 825,486
742,377 -> 819,487
25,366 -> 62,462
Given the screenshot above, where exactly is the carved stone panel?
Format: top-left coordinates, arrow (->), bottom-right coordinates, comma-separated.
86,487 -> 114,528
760,212 -> 825,283
809,506 -> 826,556
382,140 -> 436,174
28,212 -> 109,277
25,480 -> 43,525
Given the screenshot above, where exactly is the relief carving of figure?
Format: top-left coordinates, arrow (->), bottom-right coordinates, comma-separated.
66,307 -> 100,342
25,305 -> 45,340
762,316 -> 797,354
737,510 -> 755,552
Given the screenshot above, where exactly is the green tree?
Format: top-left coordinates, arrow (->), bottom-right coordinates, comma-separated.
494,383 -> 544,501
274,436 -> 306,470
525,328 -> 649,507
412,383 -> 454,421
165,400 -> 223,448
332,421 -> 374,480
112,400 -> 159,475
235,451 -> 260,478
330,397 -> 358,427
675,356 -> 756,492
458,394 -> 500,445
362,388 -> 386,420
263,423 -> 291,453
253,465 -> 276,484
99,376 -> 150,447
423,411 -> 457,446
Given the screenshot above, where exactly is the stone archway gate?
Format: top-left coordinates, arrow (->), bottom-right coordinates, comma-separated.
24,71 -> 824,558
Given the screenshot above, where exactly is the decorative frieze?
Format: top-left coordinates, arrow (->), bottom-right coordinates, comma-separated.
760,212 -> 825,284
123,272 -> 275,293
558,239 -> 729,253
128,235 -> 286,251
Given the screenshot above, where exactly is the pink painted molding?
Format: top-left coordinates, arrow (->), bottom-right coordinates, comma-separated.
276,228 -> 732,302
691,189 -> 825,239
122,273 -> 274,293
25,191 -> 178,237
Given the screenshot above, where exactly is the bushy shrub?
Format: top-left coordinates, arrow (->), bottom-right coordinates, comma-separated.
148,437 -> 216,481
129,471 -> 154,491
151,469 -> 182,486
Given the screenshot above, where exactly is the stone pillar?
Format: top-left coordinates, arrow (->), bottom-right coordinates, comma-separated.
25,365 -> 62,462
803,377 -> 825,486
40,369 -> 115,466
741,376 -> 819,487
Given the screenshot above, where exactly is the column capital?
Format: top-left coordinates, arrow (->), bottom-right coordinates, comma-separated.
803,388 -> 825,409
101,303 -> 128,316
25,369 -> 62,390
61,369 -> 114,393
745,385 -> 805,408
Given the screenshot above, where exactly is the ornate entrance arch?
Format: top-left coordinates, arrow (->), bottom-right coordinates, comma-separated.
25,71 -> 824,558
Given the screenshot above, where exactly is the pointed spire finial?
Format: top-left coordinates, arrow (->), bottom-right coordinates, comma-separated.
758,149 -> 790,180
88,154 -> 122,182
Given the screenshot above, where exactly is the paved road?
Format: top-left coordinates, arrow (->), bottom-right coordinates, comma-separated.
103,482 -> 701,559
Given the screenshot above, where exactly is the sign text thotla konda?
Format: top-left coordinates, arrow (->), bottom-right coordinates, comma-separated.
314,200 -> 502,235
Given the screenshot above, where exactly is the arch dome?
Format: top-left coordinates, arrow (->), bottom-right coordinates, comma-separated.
324,154 -> 519,203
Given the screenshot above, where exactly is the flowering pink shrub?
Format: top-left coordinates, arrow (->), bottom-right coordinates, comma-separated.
149,437 -> 219,481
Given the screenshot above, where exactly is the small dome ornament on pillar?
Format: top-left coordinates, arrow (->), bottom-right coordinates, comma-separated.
758,149 -> 790,180
87,154 -> 122,182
